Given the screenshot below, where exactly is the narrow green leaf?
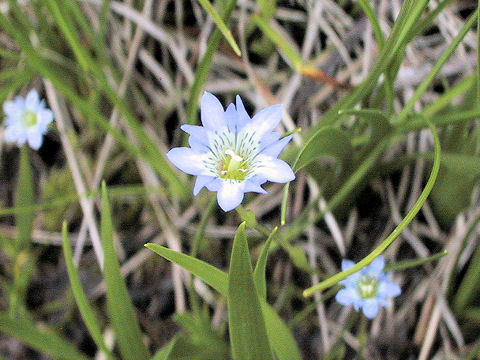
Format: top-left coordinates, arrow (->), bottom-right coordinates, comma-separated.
185,0 -> 237,129
198,0 -> 241,56
15,147 -> 34,250
146,242 -> 302,360
61,223 -> 115,360
228,222 -> 274,360
254,227 -> 278,301
293,127 -> 353,172
398,8 -> 479,123
145,243 -> 228,295
303,117 -> 441,296
0,312 -> 89,360
101,183 -> 150,360
385,250 -> 448,272
150,336 -> 179,360
339,109 -> 392,143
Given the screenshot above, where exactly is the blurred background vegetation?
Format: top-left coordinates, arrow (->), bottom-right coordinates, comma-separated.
0,0 -> 480,359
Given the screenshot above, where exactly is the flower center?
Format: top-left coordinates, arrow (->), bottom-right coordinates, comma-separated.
219,149 -> 249,180
357,275 -> 378,299
22,111 -> 38,127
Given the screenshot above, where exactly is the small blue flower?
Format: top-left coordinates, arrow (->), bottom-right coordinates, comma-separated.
167,92 -> 295,211
335,256 -> 401,319
3,89 -> 54,150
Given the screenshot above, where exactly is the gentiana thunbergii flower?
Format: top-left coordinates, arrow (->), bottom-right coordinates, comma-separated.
335,256 -> 401,319
3,89 -> 54,150
167,92 -> 295,211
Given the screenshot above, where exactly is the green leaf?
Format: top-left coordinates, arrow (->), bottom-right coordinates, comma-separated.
227,222 -> 274,360
339,109 -> 392,144
384,250 -> 448,272
15,147 -> 34,250
0,312 -> 89,360
145,244 -> 302,360
254,227 -> 278,301
101,183 -> 150,360
198,0 -> 241,56
145,243 -> 228,295
185,0 -> 237,130
61,223 -> 115,360
293,127 -> 353,172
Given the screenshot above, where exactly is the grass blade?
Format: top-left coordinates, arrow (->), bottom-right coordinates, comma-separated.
61,223 -> 115,360
0,313 -> 89,360
101,183 -> 150,360
253,227 -> 278,301
198,0 -> 241,56
228,222 -> 274,360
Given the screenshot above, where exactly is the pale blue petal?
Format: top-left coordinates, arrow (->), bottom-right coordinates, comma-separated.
189,135 -> 209,153
38,109 -> 54,126
362,299 -> 380,319
235,95 -> 251,129
336,287 -> 359,306
243,178 -> 267,194
217,180 -> 245,211
341,259 -> 355,271
205,178 -> 222,191
245,104 -> 282,138
193,175 -> 215,195
27,131 -> 43,150
255,156 -> 295,183
200,92 -> 227,131
4,125 -> 23,143
259,131 -> 281,150
368,256 -> 385,276
25,89 -> 39,110
378,280 -> 401,298
167,147 -> 211,176
225,103 -> 239,133
260,135 -> 292,158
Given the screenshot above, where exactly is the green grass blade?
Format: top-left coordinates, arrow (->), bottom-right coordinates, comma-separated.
101,183 -> 150,360
185,0 -> 238,129
303,117 -> 441,296
145,243 -> 228,295
0,312 -> 89,360
61,223 -> 116,360
385,250 -> 448,272
15,147 -> 34,251
198,0 -> 241,56
253,227 -> 278,301
398,9 -> 478,123
228,222 -> 274,360
145,243 -> 301,360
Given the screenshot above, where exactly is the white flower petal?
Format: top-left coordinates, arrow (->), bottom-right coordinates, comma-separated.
25,89 -> 40,110
217,180 -> 245,211
38,109 -> 54,126
27,130 -> 43,150
255,155 -> 295,183
362,299 -> 380,319
235,95 -> 251,129
167,147 -> 212,176
193,175 -> 215,195
200,92 -> 227,131
368,257 -> 385,275
245,104 -> 282,138
260,135 -> 292,158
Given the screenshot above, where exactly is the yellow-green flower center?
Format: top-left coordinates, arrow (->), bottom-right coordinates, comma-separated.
22,111 -> 38,127
357,275 -> 378,299
219,149 -> 248,180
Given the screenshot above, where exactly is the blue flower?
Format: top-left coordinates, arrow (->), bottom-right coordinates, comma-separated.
335,256 -> 401,319
3,89 -> 54,150
167,92 -> 295,211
